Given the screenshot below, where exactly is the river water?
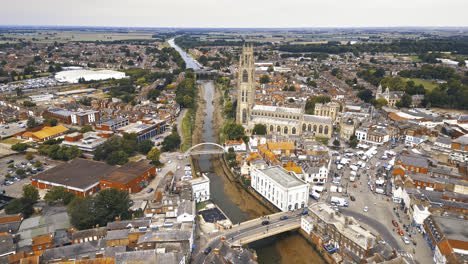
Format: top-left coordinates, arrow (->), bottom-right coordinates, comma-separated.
169,39 -> 325,264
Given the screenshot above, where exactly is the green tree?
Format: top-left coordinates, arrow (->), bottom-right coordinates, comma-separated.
25,152 -> 34,161
44,187 -> 76,205
357,89 -> 373,103
23,185 -> 39,202
80,125 -> 94,133
15,87 -> 24,97
183,95 -> 193,108
225,147 -> 236,161
34,161 -> 42,168
348,135 -> 358,148
137,139 -> 154,154
267,65 -> 274,73
26,117 -> 39,129
11,143 -> 28,152
67,197 -> 94,230
223,120 -> 247,141
147,88 -> 161,100
147,147 -> 161,164
23,101 -> 36,107
107,150 -> 129,165
373,98 -> 388,108
161,133 -> 181,152
260,74 -> 270,84
16,169 -> 25,176
44,117 -> 58,126
396,93 -> 412,108
93,188 -> 131,227
333,139 -> 340,147
252,124 -> 267,135
5,198 -> 34,217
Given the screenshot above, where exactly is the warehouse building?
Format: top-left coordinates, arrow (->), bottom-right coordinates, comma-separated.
21,125 -> 69,142
100,160 -> 155,193
31,159 -> 116,197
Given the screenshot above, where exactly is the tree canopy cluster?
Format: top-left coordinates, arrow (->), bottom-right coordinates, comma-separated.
222,120 -> 248,142
38,143 -> 81,161
161,125 -> 181,152
67,188 -> 132,230
175,70 -> 197,109
5,185 -> 39,218
305,95 -> 331,114
279,38 -> 468,55
94,134 -> 153,165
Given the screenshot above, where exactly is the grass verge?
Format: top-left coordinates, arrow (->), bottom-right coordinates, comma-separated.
181,109 -> 194,152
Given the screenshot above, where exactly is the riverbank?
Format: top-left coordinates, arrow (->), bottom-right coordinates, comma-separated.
192,82 -> 206,146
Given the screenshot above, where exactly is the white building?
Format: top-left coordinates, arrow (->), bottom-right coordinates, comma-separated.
29,94 -> 54,102
55,69 -> 126,83
176,200 -> 195,223
355,128 -> 368,142
189,173 -> 210,203
405,134 -> 425,147
303,165 -> 328,184
224,139 -> 247,152
412,204 -> 431,227
301,215 -> 314,235
251,166 -> 309,211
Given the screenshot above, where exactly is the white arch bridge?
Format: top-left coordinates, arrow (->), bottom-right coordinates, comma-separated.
184,142 -> 226,157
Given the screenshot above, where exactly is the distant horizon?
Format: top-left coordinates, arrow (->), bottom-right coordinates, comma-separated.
1,25 -> 468,30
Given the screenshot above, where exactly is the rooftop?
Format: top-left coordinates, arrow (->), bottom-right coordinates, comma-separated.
32,125 -> 69,140
252,104 -> 302,114
303,114 -> 332,124
101,160 -> 154,184
433,216 -> 468,242
32,158 -> 116,190
257,166 -> 307,189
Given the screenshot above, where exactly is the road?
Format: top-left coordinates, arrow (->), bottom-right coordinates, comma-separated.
192,211 -> 302,264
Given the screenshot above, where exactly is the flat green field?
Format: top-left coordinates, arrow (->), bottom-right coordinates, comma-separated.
403,78 -> 438,91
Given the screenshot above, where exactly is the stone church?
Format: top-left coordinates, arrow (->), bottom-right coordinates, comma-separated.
236,46 -> 333,138
375,84 -> 404,107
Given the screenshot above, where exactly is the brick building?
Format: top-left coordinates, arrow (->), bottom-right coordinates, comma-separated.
100,160 -> 155,193
31,159 -> 116,197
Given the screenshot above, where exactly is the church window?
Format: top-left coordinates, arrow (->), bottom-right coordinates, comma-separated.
277,126 -> 281,133
324,126 -> 329,134
302,124 -> 306,132
270,125 -> 273,132
313,125 -> 317,132
292,127 -> 296,134
242,109 -> 247,124
242,70 -> 249,83
284,127 -> 288,134
319,125 -> 323,134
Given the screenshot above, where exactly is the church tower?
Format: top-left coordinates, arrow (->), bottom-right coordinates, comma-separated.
236,45 -> 255,125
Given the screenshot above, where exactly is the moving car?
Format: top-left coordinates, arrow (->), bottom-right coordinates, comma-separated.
280,215 -> 288,220
262,220 -> 270,225
204,247 -> 212,254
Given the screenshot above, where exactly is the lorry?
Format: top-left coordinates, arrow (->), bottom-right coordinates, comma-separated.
330,196 -> 349,207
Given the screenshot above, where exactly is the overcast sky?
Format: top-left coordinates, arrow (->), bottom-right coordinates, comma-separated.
1,0 -> 467,27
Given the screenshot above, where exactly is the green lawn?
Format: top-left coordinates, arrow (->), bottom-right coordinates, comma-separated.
181,109 -> 194,152
0,138 -> 21,145
315,137 -> 329,145
403,78 -> 438,91
397,55 -> 422,62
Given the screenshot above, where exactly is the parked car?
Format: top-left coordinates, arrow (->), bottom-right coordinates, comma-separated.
397,228 -> 404,236
6,160 -> 14,164
147,188 -> 154,193
392,219 -> 399,227
363,206 -> 368,212
350,195 -> 355,201
402,236 -> 410,245
302,209 -> 308,215
204,247 -> 212,254
261,220 -> 270,226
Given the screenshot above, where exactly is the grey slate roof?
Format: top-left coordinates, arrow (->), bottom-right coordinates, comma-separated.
400,155 -> 428,169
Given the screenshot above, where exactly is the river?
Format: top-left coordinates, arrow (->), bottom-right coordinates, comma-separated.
169,39 -> 325,264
